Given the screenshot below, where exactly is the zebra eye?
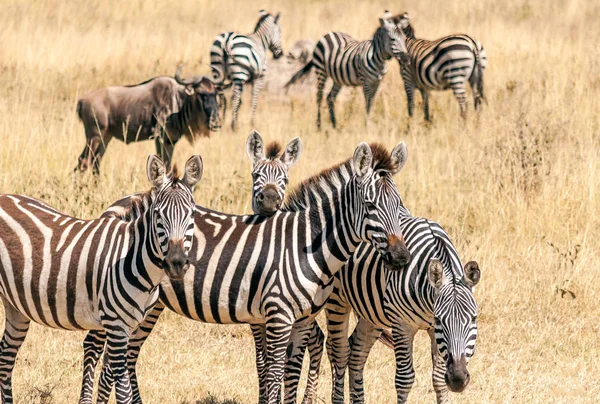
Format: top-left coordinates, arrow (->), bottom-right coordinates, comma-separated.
472,315 -> 478,323
252,172 -> 260,180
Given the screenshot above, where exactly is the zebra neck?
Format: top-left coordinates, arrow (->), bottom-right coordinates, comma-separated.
129,204 -> 165,286
249,29 -> 270,50
367,39 -> 389,70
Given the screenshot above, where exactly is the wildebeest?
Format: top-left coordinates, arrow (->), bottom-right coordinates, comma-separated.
75,67 -> 221,173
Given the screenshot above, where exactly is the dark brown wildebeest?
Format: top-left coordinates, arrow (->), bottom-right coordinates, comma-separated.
75,67 -> 221,174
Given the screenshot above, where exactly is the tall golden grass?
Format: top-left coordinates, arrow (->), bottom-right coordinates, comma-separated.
0,0 -> 598,402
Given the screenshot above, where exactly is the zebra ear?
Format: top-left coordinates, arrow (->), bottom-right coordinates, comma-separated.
182,155 -> 203,190
353,142 -> 373,178
390,142 -> 408,175
281,137 -> 302,168
259,9 -> 267,17
378,18 -> 385,26
274,12 -> 280,23
147,154 -> 167,188
427,259 -> 448,289
463,261 -> 481,287
246,130 -> 265,164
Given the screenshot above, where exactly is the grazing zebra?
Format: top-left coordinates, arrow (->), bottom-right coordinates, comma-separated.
285,15 -> 409,130
88,141 -> 412,404
0,155 -> 202,404
391,12 -> 487,120
210,10 -> 283,131
324,216 -> 481,403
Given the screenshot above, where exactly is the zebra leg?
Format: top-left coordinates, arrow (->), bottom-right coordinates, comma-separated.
362,81 -> 380,128
251,324 -> 269,404
128,303 -> 165,404
450,80 -> 468,119
105,330 -> 134,404
325,292 -> 352,404
96,350 -> 116,404
250,76 -> 264,126
283,322 -> 313,404
0,301 -> 30,404
265,322 -> 294,404
403,82 -> 415,118
300,322 -> 324,404
230,80 -> 244,131
420,89 -> 431,122
392,324 -> 418,404
326,83 -> 342,129
316,74 -> 327,131
428,329 -> 449,404
347,319 -> 382,403
78,330 -> 106,404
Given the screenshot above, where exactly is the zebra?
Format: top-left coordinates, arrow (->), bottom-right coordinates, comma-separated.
0,154 -> 202,404
210,10 -> 283,131
77,130 -> 302,403
246,130 -> 302,216
323,216 -> 481,403
86,141 -> 413,404
285,15 -> 409,130
391,12 -> 487,120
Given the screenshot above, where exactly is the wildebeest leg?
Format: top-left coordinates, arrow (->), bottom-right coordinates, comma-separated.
91,134 -> 112,175
154,135 -> 176,170
218,91 -> 227,124
230,80 -> 244,131
251,76 -> 264,127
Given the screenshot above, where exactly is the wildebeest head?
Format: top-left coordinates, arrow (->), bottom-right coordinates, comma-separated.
175,66 -> 221,132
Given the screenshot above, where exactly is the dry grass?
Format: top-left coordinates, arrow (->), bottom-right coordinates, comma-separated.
0,0 -> 599,402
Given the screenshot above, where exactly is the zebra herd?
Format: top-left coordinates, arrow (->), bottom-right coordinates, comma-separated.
0,7 -> 486,404
75,10 -> 487,174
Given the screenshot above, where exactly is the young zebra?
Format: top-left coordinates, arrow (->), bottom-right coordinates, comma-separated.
325,216 -> 481,403
285,15 -> 409,130
88,142 -> 412,404
0,155 -> 202,404
210,10 -> 283,131
78,130 -> 302,403
392,12 -> 487,120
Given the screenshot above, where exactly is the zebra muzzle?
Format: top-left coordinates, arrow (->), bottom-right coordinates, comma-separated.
164,239 -> 190,280
383,234 -> 411,271
445,353 -> 470,392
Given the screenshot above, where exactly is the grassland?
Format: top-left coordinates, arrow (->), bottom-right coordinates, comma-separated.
0,0 -> 599,402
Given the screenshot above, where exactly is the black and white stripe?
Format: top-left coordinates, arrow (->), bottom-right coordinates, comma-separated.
210,10 -> 283,131
392,12 -> 487,120
87,142 -> 411,404
323,216 -> 481,403
0,155 -> 201,404
285,15 -> 408,130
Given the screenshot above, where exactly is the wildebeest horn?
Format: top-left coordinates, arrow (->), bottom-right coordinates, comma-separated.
174,65 -> 203,86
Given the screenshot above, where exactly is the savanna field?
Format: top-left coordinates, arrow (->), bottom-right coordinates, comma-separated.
0,0 -> 599,402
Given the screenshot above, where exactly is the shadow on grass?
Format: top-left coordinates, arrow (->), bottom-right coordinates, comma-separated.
185,393 -> 244,404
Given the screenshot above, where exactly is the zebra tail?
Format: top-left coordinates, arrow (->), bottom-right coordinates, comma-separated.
474,47 -> 487,106
378,329 -> 395,350
284,60 -> 314,89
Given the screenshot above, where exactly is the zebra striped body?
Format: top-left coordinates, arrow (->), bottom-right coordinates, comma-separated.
210,11 -> 283,131
285,17 -> 408,130
88,143 -> 412,404
0,155 -> 202,404
392,12 -> 487,120
325,216 -> 480,403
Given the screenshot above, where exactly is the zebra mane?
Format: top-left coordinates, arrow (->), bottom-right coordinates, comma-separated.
253,14 -> 272,32
265,142 -> 283,159
427,220 -> 464,283
283,143 -> 395,212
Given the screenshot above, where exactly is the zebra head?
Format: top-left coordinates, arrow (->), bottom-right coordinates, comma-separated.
246,130 -> 302,216
428,258 -> 481,393
175,67 -> 222,132
146,154 -> 202,280
377,14 -> 409,65
256,10 -> 283,59
352,142 -> 411,271
391,12 -> 416,40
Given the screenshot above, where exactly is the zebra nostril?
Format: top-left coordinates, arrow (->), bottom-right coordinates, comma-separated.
257,193 -> 265,202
